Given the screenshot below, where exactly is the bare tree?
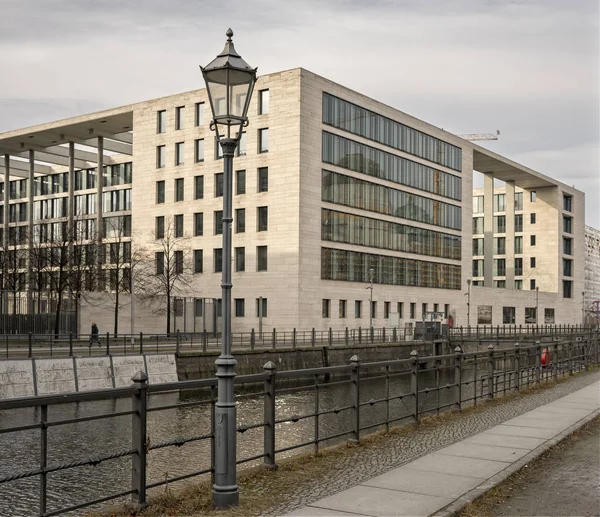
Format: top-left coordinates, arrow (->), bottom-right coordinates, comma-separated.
0,229 -> 27,330
138,217 -> 193,334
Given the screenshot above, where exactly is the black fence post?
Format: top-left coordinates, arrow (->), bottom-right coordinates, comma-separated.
382,327 -> 386,343
454,346 -> 462,410
514,342 -> 520,391
292,328 -> 297,349
370,326 -> 374,343
328,328 -> 333,347
40,404 -> 48,515
568,340 -> 574,376
350,355 -> 360,443
106,332 -> 110,356
393,327 -> 397,343
69,332 -> 73,357
131,371 -> 148,509
535,340 -> 541,383
250,328 -> 255,351
487,345 -> 495,399
203,330 -> 208,352
311,328 -> 316,347
358,327 -> 362,344
139,332 -> 144,355
272,328 -> 276,349
28,332 -> 33,358
176,330 -> 181,356
263,361 -> 277,469
410,350 -> 419,422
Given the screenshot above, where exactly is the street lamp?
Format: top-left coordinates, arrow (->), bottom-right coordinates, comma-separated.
367,267 -> 374,329
201,28 -> 257,509
466,279 -> 471,327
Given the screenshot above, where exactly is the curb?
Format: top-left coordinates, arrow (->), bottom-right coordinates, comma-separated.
434,408 -> 600,517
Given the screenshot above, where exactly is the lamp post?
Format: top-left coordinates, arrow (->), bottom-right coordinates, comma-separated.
367,267 -> 374,329
201,28 -> 257,509
535,286 -> 539,325
466,279 -> 471,327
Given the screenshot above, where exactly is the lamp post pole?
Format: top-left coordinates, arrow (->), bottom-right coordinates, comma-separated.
201,29 -> 257,509
466,279 -> 471,327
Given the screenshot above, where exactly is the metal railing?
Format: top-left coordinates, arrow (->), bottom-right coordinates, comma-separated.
0,331 -> 598,516
449,324 -> 592,339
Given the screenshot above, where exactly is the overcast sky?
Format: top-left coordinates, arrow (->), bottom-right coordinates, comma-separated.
1,0 -> 598,226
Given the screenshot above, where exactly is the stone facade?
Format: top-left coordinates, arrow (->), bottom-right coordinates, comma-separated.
585,225 -> 600,322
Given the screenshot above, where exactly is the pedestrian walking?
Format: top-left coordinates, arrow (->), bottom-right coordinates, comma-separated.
89,322 -> 102,347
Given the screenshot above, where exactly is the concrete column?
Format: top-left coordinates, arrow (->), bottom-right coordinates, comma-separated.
483,172 -> 494,287
505,180 -> 515,289
96,137 -> 104,288
28,150 -> 35,292
68,142 -> 75,226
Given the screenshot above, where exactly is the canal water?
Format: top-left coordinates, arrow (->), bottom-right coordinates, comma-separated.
0,367 -> 473,516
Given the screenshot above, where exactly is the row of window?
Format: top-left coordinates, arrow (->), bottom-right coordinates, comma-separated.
472,236 -> 528,256
473,214 -> 531,234
473,193 -> 524,214
322,299 -> 451,320
155,128 -> 268,168
323,93 -> 462,171
193,297 -> 269,319
155,245 -> 268,275
322,208 -> 461,260
473,256 -> 542,278
321,247 -> 461,290
322,132 -> 462,201
323,170 -> 462,231
501,307 -> 556,325
156,90 -> 270,134
155,168 -> 268,204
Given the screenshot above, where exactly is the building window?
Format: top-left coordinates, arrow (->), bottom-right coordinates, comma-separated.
258,167 -> 268,192
473,196 -> 484,214
156,145 -> 166,169
525,307 -> 537,324
371,301 -> 377,320
174,250 -> 184,274
215,138 -> 223,160
421,303 -> 427,318
384,301 -> 390,319
235,208 -> 245,233
473,238 -> 484,256
157,110 -> 166,133
257,245 -> 268,271
195,102 -> 204,126
493,280 -> 506,288
215,173 -> 224,197
175,178 -> 184,202
473,259 -> 484,277
493,215 -> 506,233
236,170 -> 246,195
515,257 -> 523,276
155,251 -> 164,275
257,206 -> 268,232
530,213 -> 536,224
256,298 -> 268,318
494,237 -> 506,255
258,128 -> 269,153
175,106 -> 184,130
155,216 -> 164,239
354,300 -> 362,318
235,247 -> 245,272
530,257 -> 536,268
410,303 -> 416,319
493,194 -> 506,213
194,212 -> 203,236
530,279 -> 536,290
195,139 -> 204,162
259,89 -> 270,115
473,217 -> 484,234
214,210 -> 223,235
194,175 -> 204,199
433,303 -> 439,313
322,299 -> 330,318
235,298 -> 245,317
214,248 -> 222,273
398,302 -> 404,318
563,194 -> 572,212
515,236 -> 523,254
563,216 -> 572,234
515,280 -> 523,290
515,192 -> 523,211
515,214 -> 523,232
238,132 -> 247,156
339,299 -> 347,318
156,181 -> 165,204
444,304 -> 449,319
530,235 -> 536,246
545,308 -> 555,324
503,307 -> 516,324
530,191 -> 536,202
563,258 -> 572,277
563,237 -> 572,255
175,143 -> 184,166
175,214 -> 184,237
193,249 -> 203,273
563,280 -> 572,298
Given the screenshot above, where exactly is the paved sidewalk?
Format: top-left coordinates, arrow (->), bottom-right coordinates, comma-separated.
285,380 -> 600,517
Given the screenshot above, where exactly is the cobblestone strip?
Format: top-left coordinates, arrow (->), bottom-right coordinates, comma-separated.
268,371 -> 600,516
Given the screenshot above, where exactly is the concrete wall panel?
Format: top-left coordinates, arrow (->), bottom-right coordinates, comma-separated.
145,354 -> 178,384
75,357 -> 114,391
35,358 -> 76,396
112,356 -> 146,387
0,360 -> 35,399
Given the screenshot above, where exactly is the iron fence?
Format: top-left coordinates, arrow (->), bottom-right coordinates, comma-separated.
449,324 -> 592,339
0,332 -> 598,516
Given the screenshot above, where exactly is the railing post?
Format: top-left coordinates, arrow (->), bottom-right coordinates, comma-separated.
535,340 -> 541,383
292,328 -> 297,349
514,342 -> 520,391
139,332 -> 144,355
358,326 -> 362,344
28,332 -> 33,358
553,342 -> 559,381
176,330 -> 181,355
69,332 -> 73,357
382,327 -> 386,343
454,346 -> 462,410
410,350 -> 419,421
568,340 -> 574,376
487,344 -> 495,399
345,327 -> 349,346
272,328 -> 276,349
203,330 -> 209,352
370,326 -> 374,343
311,328 -> 316,347
131,371 -> 148,509
328,327 -> 333,347
263,361 -> 277,469
349,355 -> 360,443
40,404 -> 48,515
393,326 -> 397,342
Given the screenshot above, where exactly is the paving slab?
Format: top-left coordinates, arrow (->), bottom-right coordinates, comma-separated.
406,453 -> 507,479
482,424 -> 561,439
463,432 -> 546,450
362,467 -> 484,499
436,442 -> 530,463
501,415 -> 581,430
286,508 -> 368,516
307,485 -> 453,517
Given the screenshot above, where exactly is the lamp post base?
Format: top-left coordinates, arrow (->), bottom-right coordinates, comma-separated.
212,485 -> 239,509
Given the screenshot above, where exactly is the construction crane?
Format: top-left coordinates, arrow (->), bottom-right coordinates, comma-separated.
458,130 -> 500,141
